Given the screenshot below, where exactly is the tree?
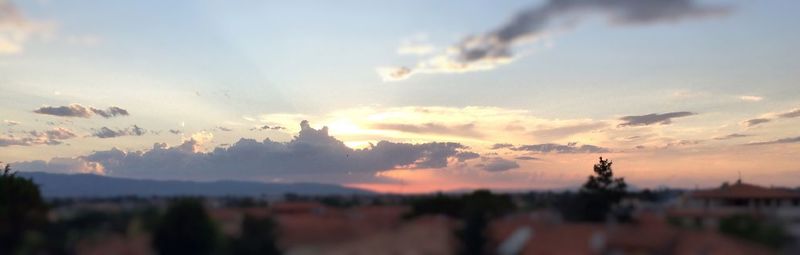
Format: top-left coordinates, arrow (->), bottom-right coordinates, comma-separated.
231,216 -> 281,255
576,157 -> 628,221
153,199 -> 220,255
0,163 -> 49,254
582,157 -> 627,195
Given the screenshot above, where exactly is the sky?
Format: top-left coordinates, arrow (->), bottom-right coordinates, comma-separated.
1,0 -> 799,193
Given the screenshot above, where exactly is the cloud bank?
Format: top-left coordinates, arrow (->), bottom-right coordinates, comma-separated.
379,0 -> 731,81
15,121 -> 480,184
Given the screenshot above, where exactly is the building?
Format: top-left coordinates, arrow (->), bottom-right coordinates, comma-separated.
669,179 -> 800,233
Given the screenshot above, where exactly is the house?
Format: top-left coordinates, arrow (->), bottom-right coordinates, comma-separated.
669,179 -> 800,231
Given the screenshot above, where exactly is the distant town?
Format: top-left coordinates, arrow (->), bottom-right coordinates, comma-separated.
2,158 -> 798,255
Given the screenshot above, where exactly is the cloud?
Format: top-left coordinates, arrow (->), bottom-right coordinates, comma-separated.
530,122 -> 607,139
515,156 -> 540,161
0,0 -> 54,54
713,133 -> 750,140
739,95 -> 763,102
379,0 -> 731,81
512,142 -> 610,153
746,136 -> 800,146
92,125 -> 146,138
455,151 -> 480,162
91,106 -> 129,118
18,121 -> 476,184
741,107 -> 800,127
13,157 -> 105,175
376,66 -> 413,82
217,126 -> 233,132
490,143 -> 514,150
249,125 -> 286,131
742,118 -> 770,127
479,157 -> 520,172
0,127 -> 76,147
33,104 -> 129,118
3,119 -> 19,126
168,129 -> 182,135
778,108 -> 800,119
618,111 -> 696,127
371,122 -> 484,138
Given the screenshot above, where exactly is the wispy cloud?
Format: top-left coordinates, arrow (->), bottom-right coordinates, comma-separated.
618,112 -> 696,127
371,122 -> 484,138
379,0 -> 731,81
511,142 -> 609,154
478,157 -> 520,172
746,136 -> 800,146
739,95 -> 763,102
713,133 -> 750,140
0,0 -> 54,55
742,107 -> 800,127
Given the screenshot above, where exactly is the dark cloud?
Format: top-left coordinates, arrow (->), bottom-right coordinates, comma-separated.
91,106 -> 129,118
19,121 -> 475,184
512,142 -> 610,153
384,0 -> 731,80
480,157 -> 520,172
515,156 -> 540,161
746,136 -> 800,146
34,104 -> 92,118
618,111 -> 696,127
33,104 -> 129,118
92,125 -> 147,138
458,0 -> 729,62
713,133 -> 750,140
371,123 -> 483,138
490,143 -> 514,150
169,129 -> 182,135
217,126 -> 233,132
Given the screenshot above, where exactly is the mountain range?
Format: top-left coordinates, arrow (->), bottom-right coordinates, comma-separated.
18,172 -> 372,198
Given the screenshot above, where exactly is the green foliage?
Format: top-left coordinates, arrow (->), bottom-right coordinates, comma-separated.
719,215 -> 789,249
153,199 -> 221,255
231,216 -> 281,255
0,163 -> 48,254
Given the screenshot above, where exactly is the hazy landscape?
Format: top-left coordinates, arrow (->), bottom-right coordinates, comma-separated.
2,0 -> 799,254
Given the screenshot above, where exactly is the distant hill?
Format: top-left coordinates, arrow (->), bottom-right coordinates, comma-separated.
18,172 -> 372,198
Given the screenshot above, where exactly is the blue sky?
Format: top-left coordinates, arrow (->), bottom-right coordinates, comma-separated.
1,0 -> 799,192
